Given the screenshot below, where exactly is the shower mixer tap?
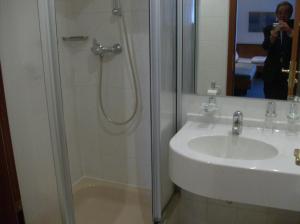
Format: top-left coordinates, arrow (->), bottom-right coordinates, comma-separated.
112,0 -> 122,16
91,39 -> 122,57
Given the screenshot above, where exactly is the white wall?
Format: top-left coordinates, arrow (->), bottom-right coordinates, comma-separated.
0,0 -> 62,223
178,190 -> 300,224
196,0 -> 230,96
182,94 -> 294,123
236,0 -> 296,44
55,0 -> 152,188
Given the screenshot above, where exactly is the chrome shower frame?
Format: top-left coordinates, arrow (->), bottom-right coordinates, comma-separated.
150,0 -> 162,223
37,0 -> 174,223
37,0 -> 75,223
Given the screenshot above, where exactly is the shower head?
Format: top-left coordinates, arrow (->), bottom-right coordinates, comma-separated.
112,0 -> 122,16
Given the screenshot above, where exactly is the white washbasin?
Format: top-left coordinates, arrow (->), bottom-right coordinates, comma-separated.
188,136 -> 278,160
169,117 -> 300,212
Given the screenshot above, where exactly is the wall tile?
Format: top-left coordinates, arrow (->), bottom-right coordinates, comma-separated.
236,208 -> 267,224
207,200 -> 237,224
198,17 -> 227,42
196,0 -> 229,95
180,196 -> 207,224
55,0 -> 152,189
178,191 -> 300,224
266,209 -> 300,224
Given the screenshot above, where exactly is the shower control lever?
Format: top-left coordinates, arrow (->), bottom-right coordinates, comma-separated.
91,39 -> 122,57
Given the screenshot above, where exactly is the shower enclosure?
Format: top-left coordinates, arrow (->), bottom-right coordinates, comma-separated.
38,0 -> 176,223
50,0 -> 152,223
0,0 -> 177,222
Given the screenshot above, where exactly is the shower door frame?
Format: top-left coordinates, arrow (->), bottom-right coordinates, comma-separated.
38,0 -> 169,223
37,0 -> 75,223
150,0 -> 162,222
150,0 -> 180,223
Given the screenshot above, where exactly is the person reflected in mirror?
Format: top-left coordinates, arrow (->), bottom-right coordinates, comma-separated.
262,1 -> 294,100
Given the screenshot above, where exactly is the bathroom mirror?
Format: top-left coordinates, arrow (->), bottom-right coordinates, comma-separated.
183,0 -> 300,100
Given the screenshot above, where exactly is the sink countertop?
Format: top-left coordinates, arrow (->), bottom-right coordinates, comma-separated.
171,120 -> 300,176
169,115 -> 300,211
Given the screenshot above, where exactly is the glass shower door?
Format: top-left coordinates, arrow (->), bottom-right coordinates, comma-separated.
52,0 -> 152,223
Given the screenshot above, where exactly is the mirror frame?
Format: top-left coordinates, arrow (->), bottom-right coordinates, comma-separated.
226,0 -> 237,96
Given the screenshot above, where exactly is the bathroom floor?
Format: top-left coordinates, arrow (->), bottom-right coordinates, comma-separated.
73,178 -> 152,224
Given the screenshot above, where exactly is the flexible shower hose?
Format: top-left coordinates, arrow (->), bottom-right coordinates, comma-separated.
98,16 -> 139,125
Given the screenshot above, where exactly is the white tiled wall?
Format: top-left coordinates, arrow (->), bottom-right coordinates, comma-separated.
55,0 -> 152,188
178,190 -> 300,224
195,0 -> 230,95
182,94 -> 295,123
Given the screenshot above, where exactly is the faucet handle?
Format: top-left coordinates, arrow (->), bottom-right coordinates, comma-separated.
233,111 -> 243,119
266,101 -> 277,118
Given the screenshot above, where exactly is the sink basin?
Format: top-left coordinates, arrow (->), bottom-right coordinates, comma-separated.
188,136 -> 278,160
169,119 -> 300,212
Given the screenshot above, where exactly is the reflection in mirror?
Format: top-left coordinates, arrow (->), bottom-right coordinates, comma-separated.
234,0 -> 295,100
297,65 -> 300,96
190,0 -> 300,100
182,0 -> 196,94
195,0 -> 230,96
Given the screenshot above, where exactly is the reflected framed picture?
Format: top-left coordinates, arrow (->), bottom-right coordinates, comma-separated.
249,12 -> 276,33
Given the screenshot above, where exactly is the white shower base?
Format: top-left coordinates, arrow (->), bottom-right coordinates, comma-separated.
73,177 -> 152,224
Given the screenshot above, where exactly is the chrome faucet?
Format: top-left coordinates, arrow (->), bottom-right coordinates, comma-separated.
91,39 -> 122,57
232,111 -> 243,135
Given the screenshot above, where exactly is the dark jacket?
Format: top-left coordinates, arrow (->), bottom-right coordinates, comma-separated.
262,20 -> 293,82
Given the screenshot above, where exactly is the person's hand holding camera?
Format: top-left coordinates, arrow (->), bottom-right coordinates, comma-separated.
270,20 -> 293,43
270,24 -> 280,43
278,20 -> 293,34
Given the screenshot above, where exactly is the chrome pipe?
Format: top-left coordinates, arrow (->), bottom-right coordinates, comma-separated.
112,0 -> 122,16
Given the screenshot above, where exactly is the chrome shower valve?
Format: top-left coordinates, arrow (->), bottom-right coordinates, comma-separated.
91,39 -> 122,57
112,0 -> 122,16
